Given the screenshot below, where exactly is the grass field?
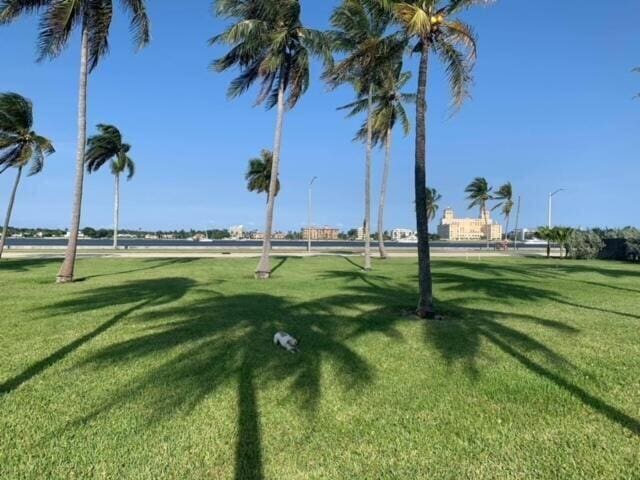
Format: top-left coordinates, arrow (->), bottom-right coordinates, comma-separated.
0,256 -> 638,479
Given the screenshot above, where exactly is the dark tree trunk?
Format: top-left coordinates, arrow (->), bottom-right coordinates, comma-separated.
415,41 -> 435,318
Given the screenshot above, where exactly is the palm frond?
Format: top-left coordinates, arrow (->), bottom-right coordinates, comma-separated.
0,92 -> 33,132
436,38 -> 473,110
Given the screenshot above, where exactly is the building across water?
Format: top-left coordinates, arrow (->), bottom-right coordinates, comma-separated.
302,226 -> 340,241
438,208 -> 502,241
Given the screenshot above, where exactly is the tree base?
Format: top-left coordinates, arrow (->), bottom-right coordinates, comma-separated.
56,274 -> 74,284
255,271 -> 272,280
416,308 -> 437,320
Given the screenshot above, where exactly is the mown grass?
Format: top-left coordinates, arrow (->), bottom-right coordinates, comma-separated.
0,256 -> 638,479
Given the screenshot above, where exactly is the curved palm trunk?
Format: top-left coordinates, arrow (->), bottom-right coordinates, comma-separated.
113,173 -> 120,249
363,83 -> 373,271
57,29 -> 89,283
415,41 -> 435,318
377,128 -> 392,260
0,167 -> 23,260
256,80 -> 285,278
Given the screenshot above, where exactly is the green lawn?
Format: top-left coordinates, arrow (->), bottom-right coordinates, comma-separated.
0,256 -> 638,479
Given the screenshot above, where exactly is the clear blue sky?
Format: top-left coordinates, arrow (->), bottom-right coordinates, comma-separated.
1,1 -> 639,233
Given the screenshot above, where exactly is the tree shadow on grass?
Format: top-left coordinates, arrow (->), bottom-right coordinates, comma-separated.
58,285 -> 375,479
76,258 -> 199,281
0,278 -> 194,396
44,261 -> 639,478
0,258 -> 60,272
322,268 -> 639,436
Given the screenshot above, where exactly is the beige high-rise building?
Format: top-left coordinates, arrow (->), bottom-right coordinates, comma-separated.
438,207 -> 502,241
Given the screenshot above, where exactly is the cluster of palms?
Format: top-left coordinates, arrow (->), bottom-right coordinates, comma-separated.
537,226 -> 574,259
464,177 -> 514,247
0,0 -> 149,279
1,0 -> 490,318
217,0 -> 485,317
0,94 -> 136,259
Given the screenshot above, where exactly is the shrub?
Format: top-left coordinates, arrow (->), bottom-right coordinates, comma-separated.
566,230 -> 604,260
599,238 -> 640,262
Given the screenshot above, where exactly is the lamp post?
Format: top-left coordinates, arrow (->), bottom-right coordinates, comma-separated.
307,176 -> 317,253
547,189 -> 564,257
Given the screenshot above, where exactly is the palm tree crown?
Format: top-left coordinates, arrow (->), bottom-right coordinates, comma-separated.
426,187 -> 442,221
246,149 -> 280,200
325,0 -> 401,90
211,0 -> 331,109
0,92 -> 54,175
342,67 -> 416,145
0,0 -> 151,71
85,124 -> 135,179
465,176 -> 491,212
493,182 -> 514,218
383,0 -> 486,109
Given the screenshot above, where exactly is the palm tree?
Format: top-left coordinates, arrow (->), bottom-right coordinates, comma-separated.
426,187 -> 442,222
465,177 -> 492,248
341,67 -> 414,259
1,0 -> 151,282
554,226 -> 573,258
0,93 -> 54,260
493,182 -> 514,242
326,0 -> 402,270
85,124 -> 135,250
384,0 -> 483,318
245,150 -> 280,201
212,0 -> 330,279
536,226 -> 555,258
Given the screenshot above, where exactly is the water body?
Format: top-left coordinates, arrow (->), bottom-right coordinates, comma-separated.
5,238 -> 545,250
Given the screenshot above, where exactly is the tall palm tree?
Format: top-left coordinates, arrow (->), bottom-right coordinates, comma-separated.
246,149 -> 280,201
426,187 -> 441,222
1,0 -> 151,282
465,177 -> 492,248
212,0 -> 330,279
326,0 -> 402,270
0,93 -> 54,260
85,124 -> 135,250
492,181 -> 514,242
383,0 -> 484,318
341,67 -> 414,259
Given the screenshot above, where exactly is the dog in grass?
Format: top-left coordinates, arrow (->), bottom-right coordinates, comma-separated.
273,332 -> 299,353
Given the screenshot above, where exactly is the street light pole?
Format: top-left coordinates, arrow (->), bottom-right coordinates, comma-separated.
547,188 -> 564,257
307,176 -> 317,253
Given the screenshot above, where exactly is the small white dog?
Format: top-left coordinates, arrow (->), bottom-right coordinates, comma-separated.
273,331 -> 299,353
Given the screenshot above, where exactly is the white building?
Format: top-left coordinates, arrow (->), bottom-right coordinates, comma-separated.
391,228 -> 416,241
229,225 -> 244,240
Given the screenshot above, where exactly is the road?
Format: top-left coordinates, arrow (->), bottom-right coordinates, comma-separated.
4,238 -> 546,250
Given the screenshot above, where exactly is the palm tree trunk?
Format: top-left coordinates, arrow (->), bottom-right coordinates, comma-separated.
363,83 -> 373,271
377,128 -> 392,260
485,206 -> 490,249
504,214 -> 510,246
0,167 -> 23,260
256,79 -> 285,278
113,173 -> 120,249
415,41 -> 435,319
57,29 -> 89,283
